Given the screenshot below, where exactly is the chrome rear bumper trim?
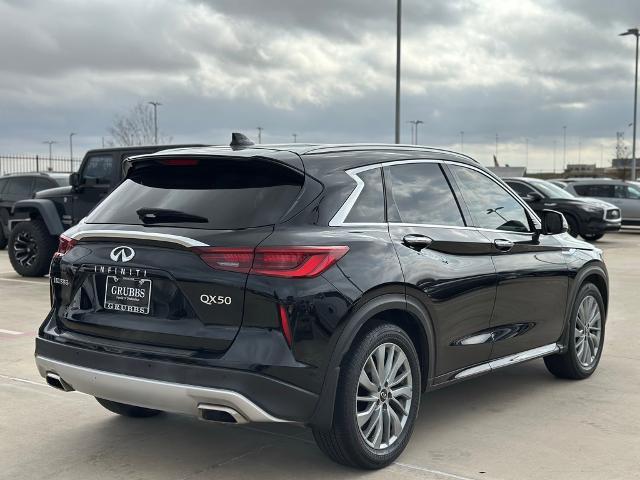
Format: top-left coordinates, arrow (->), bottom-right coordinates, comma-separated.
36,356 -> 289,423
68,230 -> 207,248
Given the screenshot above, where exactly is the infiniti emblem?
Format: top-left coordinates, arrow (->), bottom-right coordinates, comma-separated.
110,246 -> 135,263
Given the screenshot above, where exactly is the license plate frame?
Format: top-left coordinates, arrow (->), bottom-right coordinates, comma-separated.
104,275 -> 152,315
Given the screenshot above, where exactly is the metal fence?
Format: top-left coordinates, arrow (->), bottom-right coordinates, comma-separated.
0,155 -> 76,175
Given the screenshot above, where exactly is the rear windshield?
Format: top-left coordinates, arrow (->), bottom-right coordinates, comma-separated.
86,158 -> 303,229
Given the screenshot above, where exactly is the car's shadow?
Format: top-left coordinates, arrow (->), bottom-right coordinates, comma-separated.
51,360 -> 567,478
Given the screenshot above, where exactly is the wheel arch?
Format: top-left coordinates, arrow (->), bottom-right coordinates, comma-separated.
558,261 -> 609,351
11,199 -> 64,236
309,292 -> 436,429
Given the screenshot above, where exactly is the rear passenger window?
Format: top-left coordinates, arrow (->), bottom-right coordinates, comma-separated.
450,166 -> 530,233
386,163 -> 464,226
574,184 -> 614,197
506,181 -> 535,197
345,168 -> 384,223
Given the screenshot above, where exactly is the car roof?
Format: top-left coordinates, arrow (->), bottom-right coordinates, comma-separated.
129,143 -> 481,174
568,179 -> 628,185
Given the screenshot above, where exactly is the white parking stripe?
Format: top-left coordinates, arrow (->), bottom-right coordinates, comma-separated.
0,328 -> 24,335
0,277 -> 47,285
394,462 -> 481,480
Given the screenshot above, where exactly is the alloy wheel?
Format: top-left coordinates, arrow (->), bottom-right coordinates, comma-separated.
356,342 -> 413,450
13,231 -> 38,267
575,295 -> 602,368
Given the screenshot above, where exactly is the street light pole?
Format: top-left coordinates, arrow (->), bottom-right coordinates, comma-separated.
620,28 -> 639,180
562,126 -> 567,171
292,133 -> 298,143
148,101 -> 162,145
414,120 -> 424,145
43,140 -> 57,171
69,133 -> 76,172
257,127 -> 264,144
394,0 -> 402,144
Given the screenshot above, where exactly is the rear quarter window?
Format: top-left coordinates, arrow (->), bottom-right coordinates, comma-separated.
86,158 -> 303,229
344,168 -> 385,223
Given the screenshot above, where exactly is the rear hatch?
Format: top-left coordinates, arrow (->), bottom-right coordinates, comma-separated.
52,154 -> 304,353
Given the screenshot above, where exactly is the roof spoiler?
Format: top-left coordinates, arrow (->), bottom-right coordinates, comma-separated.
230,132 -> 255,150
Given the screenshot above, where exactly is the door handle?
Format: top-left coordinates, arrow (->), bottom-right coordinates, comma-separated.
493,239 -> 514,252
403,234 -> 433,251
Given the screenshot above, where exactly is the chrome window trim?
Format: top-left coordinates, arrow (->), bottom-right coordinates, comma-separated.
69,229 -> 208,248
329,158 -> 542,230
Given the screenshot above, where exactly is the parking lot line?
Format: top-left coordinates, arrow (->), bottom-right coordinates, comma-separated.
0,277 -> 47,285
393,462 -> 480,480
0,328 -> 24,335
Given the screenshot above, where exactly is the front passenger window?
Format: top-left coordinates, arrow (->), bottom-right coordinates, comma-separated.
451,166 -> 530,233
82,155 -> 113,185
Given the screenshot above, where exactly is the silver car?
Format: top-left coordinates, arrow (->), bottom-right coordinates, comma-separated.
566,179 -> 640,225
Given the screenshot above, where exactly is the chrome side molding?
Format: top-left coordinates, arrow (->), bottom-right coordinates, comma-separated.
455,343 -> 560,380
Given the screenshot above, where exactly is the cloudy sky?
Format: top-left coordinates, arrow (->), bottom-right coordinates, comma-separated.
0,0 -> 638,171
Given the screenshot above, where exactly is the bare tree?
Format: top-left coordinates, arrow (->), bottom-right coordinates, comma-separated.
107,102 -> 171,146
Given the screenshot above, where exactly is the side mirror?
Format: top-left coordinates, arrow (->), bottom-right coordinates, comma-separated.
69,172 -> 80,188
541,209 -> 568,235
526,192 -> 543,202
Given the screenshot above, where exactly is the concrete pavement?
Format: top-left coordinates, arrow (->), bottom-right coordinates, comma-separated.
1,231 -> 639,480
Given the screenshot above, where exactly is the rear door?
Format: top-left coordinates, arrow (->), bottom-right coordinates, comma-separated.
54,156 -> 305,353
385,161 -> 497,377
448,164 -> 568,359
614,184 -> 640,223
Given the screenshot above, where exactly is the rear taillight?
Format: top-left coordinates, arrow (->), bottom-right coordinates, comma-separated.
54,234 -> 77,258
195,248 -> 254,273
194,246 -> 349,278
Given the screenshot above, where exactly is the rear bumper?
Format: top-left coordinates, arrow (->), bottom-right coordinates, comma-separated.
35,337 -> 318,424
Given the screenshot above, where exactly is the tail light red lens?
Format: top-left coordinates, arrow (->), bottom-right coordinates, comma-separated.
194,246 -> 349,278
252,247 -> 349,278
194,247 -> 254,273
54,234 -> 77,257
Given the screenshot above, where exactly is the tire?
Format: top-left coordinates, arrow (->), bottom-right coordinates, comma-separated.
8,219 -> 57,277
312,323 -> 421,469
565,215 -> 580,238
96,398 -> 162,418
581,233 -> 604,241
544,283 -> 605,380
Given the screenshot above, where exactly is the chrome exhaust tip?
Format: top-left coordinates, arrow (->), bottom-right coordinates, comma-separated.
198,404 -> 247,424
45,372 -> 74,392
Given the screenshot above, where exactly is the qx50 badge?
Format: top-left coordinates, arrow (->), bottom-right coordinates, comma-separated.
110,246 -> 135,263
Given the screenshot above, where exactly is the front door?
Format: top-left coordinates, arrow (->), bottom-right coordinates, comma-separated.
73,153 -> 114,223
384,162 -> 497,377
448,164 -> 569,359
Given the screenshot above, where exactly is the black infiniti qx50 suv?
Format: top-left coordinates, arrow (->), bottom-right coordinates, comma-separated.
36,137 -> 609,469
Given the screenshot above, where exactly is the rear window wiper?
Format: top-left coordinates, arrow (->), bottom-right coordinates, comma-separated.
136,208 -> 208,224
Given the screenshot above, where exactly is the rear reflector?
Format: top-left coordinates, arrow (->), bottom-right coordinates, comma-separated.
54,234 -> 77,258
279,304 -> 293,346
194,246 -> 349,278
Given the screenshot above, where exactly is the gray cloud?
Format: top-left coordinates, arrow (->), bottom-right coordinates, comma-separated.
0,0 -> 638,172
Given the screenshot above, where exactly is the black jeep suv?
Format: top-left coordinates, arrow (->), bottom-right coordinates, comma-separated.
0,172 -> 69,249
8,144 -> 204,277
36,139 -> 608,469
